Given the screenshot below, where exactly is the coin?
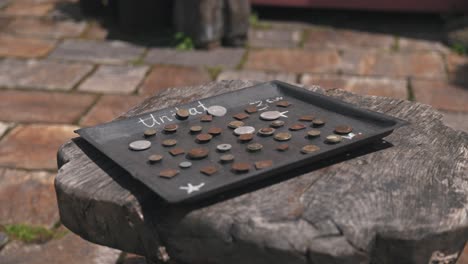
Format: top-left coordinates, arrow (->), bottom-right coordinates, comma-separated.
276,144 -> 289,151
326,135 -> 342,144
258,127 -> 275,136
159,169 -> 179,178
228,120 -> 244,129
200,165 -> 218,176
220,154 -> 235,163
299,115 -> 315,122
289,123 -> 306,131
129,140 -> 151,151
234,126 -> 255,135
217,143 -> 232,152
274,132 -> 292,141
238,133 -> 254,142
276,100 -> 291,107
162,139 -> 177,147
312,118 -> 325,126
207,105 -> 227,117
144,128 -> 157,137
148,154 -> 163,163
232,162 -> 250,173
245,105 -> 258,114
179,161 -> 192,168
196,133 -> 213,143
255,160 -> 273,170
169,147 -> 185,156
301,144 -> 320,154
175,109 -> 190,120
190,125 -> 203,133
207,127 -> 222,136
163,124 -> 178,132
270,120 -> 285,128
334,125 -> 353,134
260,111 -> 281,121
233,113 -> 249,120
247,143 -> 263,152
307,129 -> 321,138
200,114 -> 213,122
188,147 -> 209,159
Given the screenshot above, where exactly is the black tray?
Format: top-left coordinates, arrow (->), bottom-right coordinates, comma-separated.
76,81 -> 407,203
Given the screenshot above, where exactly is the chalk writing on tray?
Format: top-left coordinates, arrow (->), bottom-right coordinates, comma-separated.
138,101 -> 209,128
248,96 -> 284,111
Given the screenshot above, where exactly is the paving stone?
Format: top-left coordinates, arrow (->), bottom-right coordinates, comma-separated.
398,37 -> 449,53
248,28 -> 301,48
82,22 -> 109,40
304,28 -> 395,50
139,65 -> 212,95
0,124 -> 79,170
0,34 -> 55,58
0,168 -> 58,227
78,65 -> 149,94
341,50 -> 447,80
49,39 -> 145,64
440,111 -> 468,133
245,48 -> 341,74
0,233 -> 121,264
2,1 -> 54,16
412,80 -> 468,112
217,70 -> 297,84
0,59 -> 93,90
458,245 -> 468,264
301,74 -> 408,99
0,122 -> 13,138
0,90 -> 96,123
144,48 -> 245,68
446,53 -> 468,85
80,95 -> 145,126
4,18 -> 87,39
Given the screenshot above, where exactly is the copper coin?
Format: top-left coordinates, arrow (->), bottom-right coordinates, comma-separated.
144,128 -> 157,137
274,132 -> 292,141
307,129 -> 321,138
196,133 -> 213,143
238,133 -> 254,142
301,144 -> 320,154
220,154 -> 235,163
276,100 -> 291,107
163,124 -> 178,132
334,125 -> 353,134
200,115 -> 213,122
188,147 -> 209,159
233,113 -> 250,120
159,169 -> 179,178
289,123 -> 306,131
326,135 -> 342,144
245,105 -> 258,114
169,147 -> 185,156
247,143 -> 263,152
207,127 -> 222,136
148,154 -> 163,163
190,125 -> 203,133
228,120 -> 244,129
258,127 -> 275,136
176,109 -> 190,120
312,118 -> 325,126
276,144 -> 289,151
299,115 -> 315,122
255,160 -> 273,170
162,139 -> 177,147
270,120 -> 285,128
200,165 -> 218,176
231,162 -> 250,173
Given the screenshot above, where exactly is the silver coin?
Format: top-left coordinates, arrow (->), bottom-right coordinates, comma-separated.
260,111 -> 281,120
234,126 -> 256,135
179,161 -> 192,168
129,140 -> 151,151
217,143 -> 232,152
207,105 -> 227,117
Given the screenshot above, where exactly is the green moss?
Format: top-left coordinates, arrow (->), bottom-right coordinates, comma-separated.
249,12 -> 271,30
5,224 -> 54,244
174,32 -> 195,51
206,66 -> 223,80
391,36 -> 400,52
451,42 -> 467,55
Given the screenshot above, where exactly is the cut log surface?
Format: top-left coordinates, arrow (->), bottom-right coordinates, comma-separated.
55,80 -> 468,264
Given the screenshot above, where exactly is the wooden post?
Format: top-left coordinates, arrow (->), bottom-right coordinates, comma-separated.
223,0 -> 250,47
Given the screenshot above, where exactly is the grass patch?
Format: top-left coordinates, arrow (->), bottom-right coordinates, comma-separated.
5,224 -> 54,244
174,32 -> 195,51
451,42 -> 467,55
407,78 -> 415,101
249,12 -> 271,30
391,36 -> 400,52
206,66 -> 223,80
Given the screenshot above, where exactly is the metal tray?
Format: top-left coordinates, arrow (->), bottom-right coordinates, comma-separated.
76,81 -> 407,203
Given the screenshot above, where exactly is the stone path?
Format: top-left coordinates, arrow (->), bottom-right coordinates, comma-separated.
0,0 -> 466,263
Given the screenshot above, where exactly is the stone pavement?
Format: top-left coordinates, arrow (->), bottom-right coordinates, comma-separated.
0,0 -> 467,263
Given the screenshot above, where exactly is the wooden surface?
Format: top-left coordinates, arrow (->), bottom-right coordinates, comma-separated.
55,80 -> 468,264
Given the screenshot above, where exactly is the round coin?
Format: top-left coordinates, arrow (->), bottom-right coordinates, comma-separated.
326,135 -> 342,144
232,162 -> 250,173
301,144 -> 321,154
179,161 -> 192,168
176,109 -> 190,120
190,125 -> 203,133
270,120 -> 285,128
258,127 -> 275,136
238,133 -> 254,142
260,111 -> 281,121
163,124 -> 178,132
312,118 -> 325,126
217,143 -> 232,152
334,125 -> 353,134
196,133 -> 213,143
289,123 -> 306,131
234,126 -> 255,135
276,100 -> 291,107
129,140 -> 151,151
162,139 -> 177,147
144,128 -> 157,137
228,120 -> 244,129
274,132 -> 292,141
188,147 -> 209,159
299,115 -> 315,122
207,127 -> 222,136
148,154 -> 163,163
276,144 -> 289,151
307,129 -> 321,138
247,143 -> 263,152
220,154 -> 235,163
207,105 -> 227,117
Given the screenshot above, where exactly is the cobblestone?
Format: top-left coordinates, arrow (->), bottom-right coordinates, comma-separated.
248,28 -> 301,48
0,34 -> 55,58
446,53 -> 468,85
2,1 -> 54,16
412,80 -> 468,112
145,48 -> 245,68
304,28 -> 395,50
217,70 -> 297,84
80,95 -> 145,126
4,18 -> 87,39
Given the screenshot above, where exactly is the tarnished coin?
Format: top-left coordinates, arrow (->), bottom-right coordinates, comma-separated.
238,133 -> 254,142
207,105 -> 227,117
169,147 -> 185,156
258,127 -> 275,136
200,165 -> 218,176
234,126 -> 255,135
179,161 -> 192,168
276,100 -> 291,107
301,144 -> 320,154
175,109 -> 190,120
148,154 -> 163,163
144,128 -> 157,137
188,147 -> 209,159
228,120 -> 244,129
232,162 -> 250,173
270,120 -> 285,128
163,124 -> 178,132
162,139 -> 177,147
207,127 -> 222,136
233,113 -> 249,120
190,125 -> 203,133
307,129 -> 321,138
220,154 -> 235,163
260,111 -> 281,121
326,135 -> 342,144
245,105 -> 258,114
289,123 -> 306,131
274,132 -> 292,141
334,125 -> 353,134
196,133 -> 213,143
276,144 -> 289,151
247,143 -> 263,152
200,114 -> 213,122
255,160 -> 273,170
299,115 -> 315,122
312,118 -> 325,126
129,140 -> 151,151
159,169 -> 179,178
217,143 -> 232,152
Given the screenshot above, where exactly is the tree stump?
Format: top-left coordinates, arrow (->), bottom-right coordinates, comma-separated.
55,80 -> 468,264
